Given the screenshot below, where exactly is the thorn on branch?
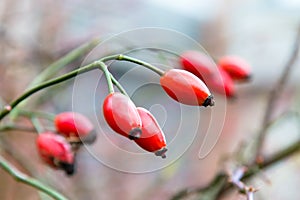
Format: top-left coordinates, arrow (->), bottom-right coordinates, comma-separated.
4,105 -> 12,111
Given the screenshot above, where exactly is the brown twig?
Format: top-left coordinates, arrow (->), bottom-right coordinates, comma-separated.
170,139 -> 300,200
255,24 -> 300,161
215,139 -> 300,198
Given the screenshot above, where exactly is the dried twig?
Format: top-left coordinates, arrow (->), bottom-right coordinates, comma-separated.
255,24 -> 300,161
170,138 -> 300,200
227,167 -> 257,200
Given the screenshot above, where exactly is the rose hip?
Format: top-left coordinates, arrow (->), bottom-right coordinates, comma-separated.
103,92 -> 142,140
160,69 -> 214,106
135,107 -> 167,158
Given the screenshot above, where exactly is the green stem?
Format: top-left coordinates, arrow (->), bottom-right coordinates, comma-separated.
18,110 -> 55,121
0,62 -> 98,121
127,47 -> 180,58
29,38 -> 101,88
0,124 -> 35,132
0,53 -> 162,122
100,54 -> 165,76
10,38 -> 101,118
0,156 -> 68,200
96,62 -> 114,94
110,73 -> 128,96
31,117 -> 44,133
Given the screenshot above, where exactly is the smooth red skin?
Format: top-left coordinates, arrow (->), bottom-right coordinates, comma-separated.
36,132 -> 74,168
135,107 -> 166,152
55,112 -> 94,138
218,56 -> 251,81
180,51 -> 215,81
103,93 -> 141,137
160,69 -> 211,106
206,68 -> 235,98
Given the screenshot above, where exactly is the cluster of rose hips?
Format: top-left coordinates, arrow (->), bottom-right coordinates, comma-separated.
180,51 -> 252,98
36,112 -> 96,175
36,51 -> 251,175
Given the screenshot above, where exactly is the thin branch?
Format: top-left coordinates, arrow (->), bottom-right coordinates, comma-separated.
0,62 -> 98,121
96,61 -> 114,93
0,53 -> 166,122
17,109 -> 56,121
0,155 -> 68,200
101,54 -> 165,76
28,38 -> 100,89
0,124 -> 35,132
246,189 -> 255,200
30,117 -> 44,133
255,24 -> 300,160
227,167 -> 257,200
245,140 -> 300,179
110,73 -> 129,97
215,139 -> 300,198
171,135 -> 300,200
9,38 -> 101,118
170,173 -> 226,200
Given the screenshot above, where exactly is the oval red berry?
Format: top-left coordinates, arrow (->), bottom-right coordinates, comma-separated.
206,68 -> 236,98
103,93 -> 142,140
180,51 -> 215,81
160,69 -> 214,106
36,132 -> 75,175
135,107 -> 167,158
55,112 -> 96,144
218,56 -> 252,82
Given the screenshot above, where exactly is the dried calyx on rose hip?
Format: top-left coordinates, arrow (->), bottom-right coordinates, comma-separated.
160,69 -> 214,107
103,92 -> 142,140
135,107 -> 167,158
217,56 -> 252,82
180,51 -> 215,82
36,132 -> 75,175
54,112 -> 97,145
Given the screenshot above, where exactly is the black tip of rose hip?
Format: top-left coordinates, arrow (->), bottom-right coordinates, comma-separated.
128,127 -> 142,140
82,129 -> 97,144
203,95 -> 215,107
245,74 -> 252,81
155,148 -> 168,159
60,162 -> 75,176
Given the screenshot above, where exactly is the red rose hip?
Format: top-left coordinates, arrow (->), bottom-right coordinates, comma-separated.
206,68 -> 236,98
180,51 -> 215,81
160,69 -> 214,106
218,56 -> 252,82
55,112 -> 96,144
135,107 -> 167,158
103,92 -> 142,140
36,132 -> 75,175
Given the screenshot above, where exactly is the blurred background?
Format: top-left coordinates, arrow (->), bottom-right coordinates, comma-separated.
1,0 -> 300,199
